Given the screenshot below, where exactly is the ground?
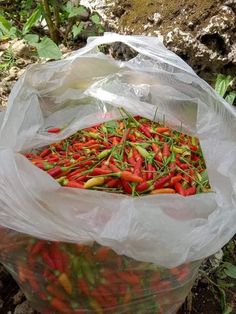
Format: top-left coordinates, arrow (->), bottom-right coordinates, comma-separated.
0,0 -> 235,313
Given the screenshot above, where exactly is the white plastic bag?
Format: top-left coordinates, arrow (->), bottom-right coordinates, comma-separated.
0,33 -> 235,268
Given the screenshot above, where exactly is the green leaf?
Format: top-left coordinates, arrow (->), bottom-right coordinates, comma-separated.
215,74 -> 233,97
9,27 -> 18,39
225,91 -> 236,105
223,305 -> 233,314
104,120 -> 119,129
0,14 -> 12,35
223,262 -> 236,279
72,23 -> 84,38
24,33 -> 39,44
32,37 -> 62,60
90,13 -> 100,25
68,6 -> 87,18
23,6 -> 42,34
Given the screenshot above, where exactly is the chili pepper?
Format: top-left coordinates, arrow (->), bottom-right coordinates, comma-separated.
91,167 -> 112,175
156,127 -> 169,133
151,188 -> 176,194
95,246 -> 112,261
46,285 -> 67,301
171,146 -> 184,154
40,148 -> 51,158
78,278 -> 90,296
47,166 -> 62,177
65,181 -> 84,189
97,149 -> 112,159
121,179 -> 132,194
171,175 -> 182,184
47,127 -> 61,133
121,171 -> 143,183
30,241 -> 44,255
42,251 -> 55,269
51,243 -> 65,273
128,134 -> 136,141
176,160 -> 189,170
135,181 -> 150,192
175,182 -> 185,196
154,174 -> 173,189
135,145 -> 151,159
84,177 -> 105,189
139,125 -> 152,138
109,163 -> 121,173
58,273 -> 72,295
146,163 -> 155,180
118,271 -> 140,286
184,186 -> 196,196
50,298 -> 72,314
133,159 -> 142,177
162,143 -> 170,158
106,178 -> 120,188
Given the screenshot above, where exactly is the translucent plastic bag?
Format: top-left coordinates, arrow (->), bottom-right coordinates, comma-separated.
0,227 -> 201,314
0,33 -> 235,312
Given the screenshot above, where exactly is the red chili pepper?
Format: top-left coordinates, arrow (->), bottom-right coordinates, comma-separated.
133,148 -> 142,161
30,241 -> 44,255
189,145 -> 198,151
42,251 -> 56,269
128,134 -> 136,141
156,127 -> 169,133
121,179 -> 132,194
50,298 -> 72,314
51,243 -> 65,273
47,127 -> 61,133
78,279 -> 90,296
135,181 -> 149,192
121,171 -> 143,183
109,163 -> 121,173
106,178 -> 120,188
73,153 -> 81,159
47,285 -> 66,301
40,148 -> 51,158
163,143 -> 170,158
95,246 -> 112,261
146,164 -> 155,180
171,175 -> 182,184
151,143 -> 160,153
133,159 -> 142,177
118,272 -> 140,286
65,181 -> 84,189
139,125 -> 152,138
176,160 -> 189,170
91,167 -> 112,175
175,182 -> 185,196
112,136 -> 120,145
184,186 -> 196,196
47,166 -> 62,177
154,173 -> 173,189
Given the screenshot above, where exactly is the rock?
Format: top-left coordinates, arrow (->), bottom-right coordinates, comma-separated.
81,0 -> 236,77
11,40 -> 32,59
14,301 -> 34,314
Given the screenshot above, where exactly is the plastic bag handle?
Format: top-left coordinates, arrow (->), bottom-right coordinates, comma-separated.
68,32 -> 196,75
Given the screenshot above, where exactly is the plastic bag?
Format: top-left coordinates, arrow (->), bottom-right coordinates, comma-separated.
0,33 -> 235,269
0,227 -> 201,314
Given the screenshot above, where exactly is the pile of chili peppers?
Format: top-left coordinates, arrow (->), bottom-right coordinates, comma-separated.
0,227 -> 200,314
24,112 -> 211,196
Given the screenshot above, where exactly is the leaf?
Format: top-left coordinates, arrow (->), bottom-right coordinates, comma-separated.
24,33 -> 39,44
215,74 -> 233,97
68,6 -> 87,18
23,6 -> 42,34
90,13 -> 100,25
223,262 -> 236,279
72,23 -> 84,38
9,27 -> 18,39
225,91 -> 236,105
223,305 -> 233,314
0,14 -> 12,35
32,37 -> 62,60
104,120 -> 119,129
